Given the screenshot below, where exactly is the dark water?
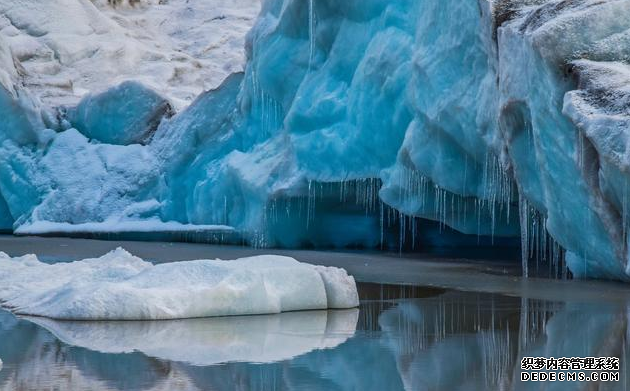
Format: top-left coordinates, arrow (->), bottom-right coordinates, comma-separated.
1,283 -> 628,391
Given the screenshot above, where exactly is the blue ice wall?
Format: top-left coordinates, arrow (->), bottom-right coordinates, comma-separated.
218,0 -> 630,279
0,0 -> 629,279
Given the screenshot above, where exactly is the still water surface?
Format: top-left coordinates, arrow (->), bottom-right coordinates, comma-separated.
1,282 -> 628,390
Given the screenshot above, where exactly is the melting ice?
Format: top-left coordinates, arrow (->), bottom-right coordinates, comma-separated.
0,248 -> 359,320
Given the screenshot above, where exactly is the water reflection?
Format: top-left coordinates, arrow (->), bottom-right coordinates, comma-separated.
376,293 -> 629,391
23,309 -> 359,366
1,285 -> 629,390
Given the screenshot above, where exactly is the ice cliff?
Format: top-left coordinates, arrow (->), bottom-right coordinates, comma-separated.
0,0 -> 629,279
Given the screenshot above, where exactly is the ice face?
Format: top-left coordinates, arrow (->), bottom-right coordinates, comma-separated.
0,248 -> 359,320
0,0 -> 629,279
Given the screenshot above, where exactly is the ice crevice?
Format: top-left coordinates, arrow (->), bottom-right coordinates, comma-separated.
0,0 -> 629,280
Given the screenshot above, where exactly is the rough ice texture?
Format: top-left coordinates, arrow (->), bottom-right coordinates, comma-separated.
0,248 -> 359,320
0,0 -> 260,109
0,0 -> 630,279
66,81 -> 173,145
25,309 -> 358,365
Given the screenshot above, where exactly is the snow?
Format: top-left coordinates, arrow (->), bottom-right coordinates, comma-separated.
24,309 -> 358,365
14,218 -> 233,235
0,0 -> 260,110
563,60 -> 630,171
495,0 -> 630,279
0,248 -> 359,320
0,34 -> 16,93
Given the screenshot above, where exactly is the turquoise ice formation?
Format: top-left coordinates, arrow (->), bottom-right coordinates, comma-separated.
0,0 -> 629,279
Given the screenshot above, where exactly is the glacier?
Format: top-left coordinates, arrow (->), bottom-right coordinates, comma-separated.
0,0 -> 629,279
0,248 -> 359,319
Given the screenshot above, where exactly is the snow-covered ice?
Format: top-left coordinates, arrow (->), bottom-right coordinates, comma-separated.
0,248 -> 359,320
14,218 -> 233,235
23,309 -> 358,365
0,0 -> 260,109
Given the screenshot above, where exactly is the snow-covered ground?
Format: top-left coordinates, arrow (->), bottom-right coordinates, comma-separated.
0,0 -> 260,110
0,248 -> 359,319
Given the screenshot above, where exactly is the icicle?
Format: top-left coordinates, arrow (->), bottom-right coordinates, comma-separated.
519,191 -> 529,278
380,201 -> 384,250
477,198 -> 482,241
223,196 -> 228,225
463,155 -> 468,196
306,180 -> 313,229
411,217 -> 416,250
398,210 -> 404,254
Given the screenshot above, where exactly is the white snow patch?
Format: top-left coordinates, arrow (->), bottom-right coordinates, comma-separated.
15,219 -> 234,235
0,248 -> 359,320
0,0 -> 260,109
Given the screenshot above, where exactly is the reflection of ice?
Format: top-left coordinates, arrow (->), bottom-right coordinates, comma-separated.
514,302 -> 628,391
378,295 -> 518,391
6,289 -> 630,391
24,309 -> 358,366
378,292 -> 630,391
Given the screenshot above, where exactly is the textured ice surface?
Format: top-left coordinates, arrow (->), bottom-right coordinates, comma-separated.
0,248 -> 359,319
0,0 -> 260,109
0,0 -> 629,279
24,309 -> 358,365
66,81 -> 173,145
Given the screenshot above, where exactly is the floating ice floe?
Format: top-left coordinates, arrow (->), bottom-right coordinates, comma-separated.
23,309 -> 358,365
0,248 -> 359,320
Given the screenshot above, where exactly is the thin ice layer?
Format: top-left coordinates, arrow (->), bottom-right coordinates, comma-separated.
0,248 -> 359,320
